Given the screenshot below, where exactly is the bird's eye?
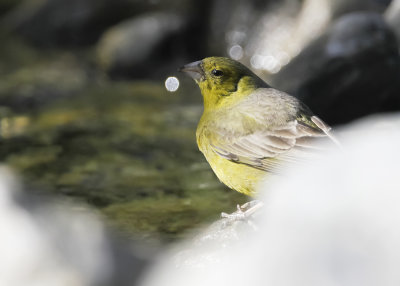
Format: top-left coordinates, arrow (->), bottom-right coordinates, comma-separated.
211,69 -> 223,76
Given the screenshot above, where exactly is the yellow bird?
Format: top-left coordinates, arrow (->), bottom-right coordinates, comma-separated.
180,57 -> 337,196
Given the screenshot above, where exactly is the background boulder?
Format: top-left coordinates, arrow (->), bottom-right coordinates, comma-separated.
270,12 -> 400,124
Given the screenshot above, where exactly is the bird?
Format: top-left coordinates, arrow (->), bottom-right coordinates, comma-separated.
180,57 -> 338,197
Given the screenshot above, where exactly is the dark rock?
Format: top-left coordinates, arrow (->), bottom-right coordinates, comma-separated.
1,0 -> 210,50
270,12 -> 400,125
1,0 -> 150,46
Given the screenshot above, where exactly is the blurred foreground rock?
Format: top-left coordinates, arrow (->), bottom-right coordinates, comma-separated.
0,167 -> 151,286
140,113 -> 400,286
270,12 -> 400,124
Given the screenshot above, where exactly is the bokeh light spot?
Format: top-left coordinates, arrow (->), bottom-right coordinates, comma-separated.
165,77 -> 179,92
229,45 -> 244,60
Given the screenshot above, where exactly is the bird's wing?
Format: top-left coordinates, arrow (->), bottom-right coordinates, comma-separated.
211,118 -> 331,172
209,89 -> 338,173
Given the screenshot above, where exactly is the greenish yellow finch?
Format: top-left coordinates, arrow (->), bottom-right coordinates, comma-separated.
180,57 -> 337,196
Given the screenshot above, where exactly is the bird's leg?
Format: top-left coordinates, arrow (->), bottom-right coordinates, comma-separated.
221,200 -> 264,223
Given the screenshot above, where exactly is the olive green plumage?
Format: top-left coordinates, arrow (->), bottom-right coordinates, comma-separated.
180,57 -> 335,196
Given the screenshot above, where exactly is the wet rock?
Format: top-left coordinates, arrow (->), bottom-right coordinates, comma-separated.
0,167 -> 150,286
270,12 -> 400,124
96,12 -> 185,79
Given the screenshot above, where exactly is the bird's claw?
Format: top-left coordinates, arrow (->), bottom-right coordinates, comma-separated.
221,204 -> 247,221
220,200 -> 264,223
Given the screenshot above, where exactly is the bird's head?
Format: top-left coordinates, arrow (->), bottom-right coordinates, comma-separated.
179,57 -> 268,109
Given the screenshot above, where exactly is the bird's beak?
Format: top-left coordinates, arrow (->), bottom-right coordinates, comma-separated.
178,60 -> 204,82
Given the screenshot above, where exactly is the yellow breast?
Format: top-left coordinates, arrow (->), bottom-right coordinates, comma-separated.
196,124 -> 267,196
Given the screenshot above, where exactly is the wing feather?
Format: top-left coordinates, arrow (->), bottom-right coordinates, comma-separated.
205,88 -> 339,173
210,118 -> 335,172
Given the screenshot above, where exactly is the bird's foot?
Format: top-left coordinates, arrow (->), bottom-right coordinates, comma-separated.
221,200 -> 264,223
